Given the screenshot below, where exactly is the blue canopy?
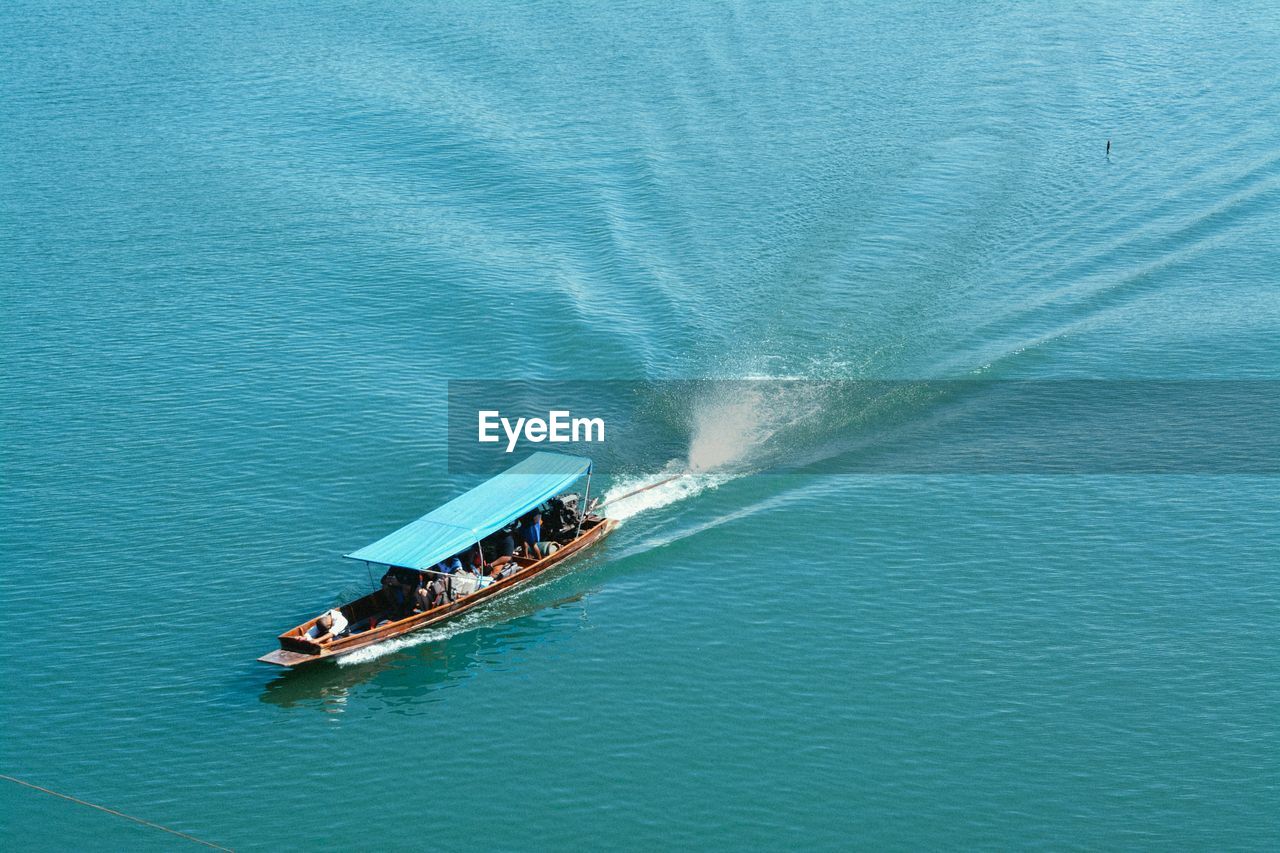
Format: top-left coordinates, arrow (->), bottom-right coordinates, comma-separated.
344,452 -> 592,570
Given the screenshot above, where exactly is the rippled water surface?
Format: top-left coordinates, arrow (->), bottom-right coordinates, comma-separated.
3,1 -> 1278,850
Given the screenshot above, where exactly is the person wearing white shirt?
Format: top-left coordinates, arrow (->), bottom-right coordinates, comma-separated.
305,608 -> 348,643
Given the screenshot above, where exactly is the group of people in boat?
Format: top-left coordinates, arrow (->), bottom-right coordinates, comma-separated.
303,503 -> 579,645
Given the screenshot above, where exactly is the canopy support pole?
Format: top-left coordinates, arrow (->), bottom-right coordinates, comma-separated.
574,468 -> 592,539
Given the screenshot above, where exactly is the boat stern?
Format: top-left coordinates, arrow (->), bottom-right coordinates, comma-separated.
258,648 -> 324,667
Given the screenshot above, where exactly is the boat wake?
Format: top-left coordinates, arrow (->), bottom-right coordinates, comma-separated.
336,594 -> 526,666
599,464 -> 730,522
336,624 -> 466,666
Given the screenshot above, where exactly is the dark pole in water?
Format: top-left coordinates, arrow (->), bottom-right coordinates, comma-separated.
594,474 -> 681,511
1106,139 -> 1111,157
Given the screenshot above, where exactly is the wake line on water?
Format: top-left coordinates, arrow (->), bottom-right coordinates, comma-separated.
606,490 -> 799,561
338,582 -> 543,665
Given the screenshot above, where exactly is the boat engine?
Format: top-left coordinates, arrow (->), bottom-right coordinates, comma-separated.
545,493 -> 581,538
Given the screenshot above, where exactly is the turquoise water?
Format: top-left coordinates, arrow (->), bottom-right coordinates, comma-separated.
3,1 -> 1279,849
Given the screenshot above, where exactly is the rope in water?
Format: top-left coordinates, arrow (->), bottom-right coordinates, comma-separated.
0,773 -> 233,851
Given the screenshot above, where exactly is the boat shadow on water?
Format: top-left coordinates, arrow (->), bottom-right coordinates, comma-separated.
257,578 -> 595,712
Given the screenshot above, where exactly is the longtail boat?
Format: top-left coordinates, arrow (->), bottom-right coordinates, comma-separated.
259,452 -> 613,668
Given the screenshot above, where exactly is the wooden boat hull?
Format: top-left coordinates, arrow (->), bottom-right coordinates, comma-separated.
259,516 -> 616,668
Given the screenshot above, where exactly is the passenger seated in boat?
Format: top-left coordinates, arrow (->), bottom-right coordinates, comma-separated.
430,573 -> 452,607
412,574 -> 429,612
414,572 -> 452,611
381,568 -> 410,615
486,557 -> 516,581
477,550 -> 504,587
450,564 -> 482,597
306,608 -> 348,643
487,526 -> 518,572
520,511 -> 560,560
435,555 -> 462,576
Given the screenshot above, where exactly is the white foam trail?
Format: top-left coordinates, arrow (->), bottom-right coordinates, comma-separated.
336,619 -> 474,666
609,490 -> 796,560
600,463 -> 732,523
335,583 -> 543,665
